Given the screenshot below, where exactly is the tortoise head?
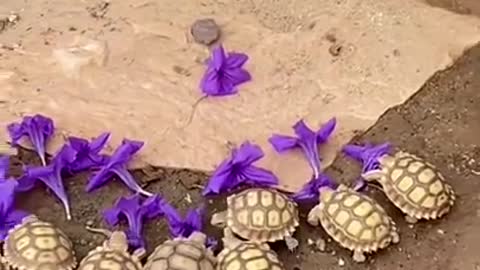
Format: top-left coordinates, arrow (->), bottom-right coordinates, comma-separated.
318,185 -> 335,203
107,231 -> 129,252
188,231 -> 207,244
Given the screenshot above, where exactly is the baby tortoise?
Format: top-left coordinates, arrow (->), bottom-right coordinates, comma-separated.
143,231 -> 216,270
308,184 -> 399,263
3,215 -> 77,270
78,226 -> 144,270
210,188 -> 300,251
361,151 -> 456,223
216,228 -> 285,270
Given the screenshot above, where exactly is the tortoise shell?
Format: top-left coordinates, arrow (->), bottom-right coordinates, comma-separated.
216,242 -> 285,270
143,237 -> 215,270
315,185 -> 399,254
77,246 -> 142,270
365,151 -> 456,221
3,216 -> 77,270
225,188 -> 299,243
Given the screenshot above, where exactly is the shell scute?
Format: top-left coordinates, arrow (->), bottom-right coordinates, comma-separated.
225,188 -> 299,243
317,187 -> 398,253
144,237 -> 215,270
216,242 -> 285,270
3,217 -> 77,270
378,151 -> 456,220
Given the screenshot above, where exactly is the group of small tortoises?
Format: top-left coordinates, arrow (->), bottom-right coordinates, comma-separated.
0,150 -> 456,270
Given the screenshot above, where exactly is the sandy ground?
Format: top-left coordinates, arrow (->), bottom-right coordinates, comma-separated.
2,0 -> 480,270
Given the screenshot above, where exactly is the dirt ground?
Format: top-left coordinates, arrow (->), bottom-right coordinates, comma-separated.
3,1 -> 480,270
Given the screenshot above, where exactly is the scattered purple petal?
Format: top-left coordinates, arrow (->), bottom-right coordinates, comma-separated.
158,200 -> 217,249
0,156 -> 30,240
18,145 -> 77,220
269,118 -> 336,179
342,142 -> 392,191
200,44 -> 252,96
159,199 -> 204,239
292,174 -> 336,204
202,141 -> 279,196
103,194 -> 163,249
7,114 -> 55,166
86,139 -> 152,196
67,132 -> 111,173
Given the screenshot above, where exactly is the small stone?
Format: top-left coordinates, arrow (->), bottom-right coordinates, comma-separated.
191,18 -> 221,46
315,238 -> 326,252
437,229 -> 445,235
86,220 -> 94,226
307,238 -> 314,246
338,258 -> 345,267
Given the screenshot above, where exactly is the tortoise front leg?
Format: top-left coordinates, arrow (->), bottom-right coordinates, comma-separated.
307,205 -> 322,226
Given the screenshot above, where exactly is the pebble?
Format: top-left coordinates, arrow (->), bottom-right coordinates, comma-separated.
86,220 -> 94,226
338,258 -> 345,267
315,238 -> 326,252
191,18 -> 221,46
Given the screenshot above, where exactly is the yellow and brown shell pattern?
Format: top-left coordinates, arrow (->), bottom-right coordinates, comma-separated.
362,151 -> 456,223
144,237 -> 216,270
216,241 -> 285,270
77,246 -> 143,270
225,188 -> 299,243
3,215 -> 77,270
308,185 -> 399,262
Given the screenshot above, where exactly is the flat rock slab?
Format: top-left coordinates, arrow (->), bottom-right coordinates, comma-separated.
1,0 -> 480,191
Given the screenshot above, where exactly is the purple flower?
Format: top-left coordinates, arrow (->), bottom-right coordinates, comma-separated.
17,145 -> 77,220
7,114 -> 55,166
159,200 -> 217,249
269,118 -> 336,179
342,142 -> 392,191
67,132 -> 111,173
200,45 -> 251,96
292,174 -> 336,204
0,156 -> 30,240
103,194 -> 163,248
202,141 -> 279,196
86,139 -> 152,196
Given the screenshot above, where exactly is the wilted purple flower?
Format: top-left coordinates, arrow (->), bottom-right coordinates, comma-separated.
7,114 -> 55,166
67,132 -> 111,173
200,45 -> 251,96
202,141 -> 279,196
269,118 -> 336,179
103,194 -> 164,248
342,142 -> 392,191
159,200 -> 217,249
0,156 -> 30,240
86,139 -> 152,196
292,174 -> 336,204
17,145 -> 77,220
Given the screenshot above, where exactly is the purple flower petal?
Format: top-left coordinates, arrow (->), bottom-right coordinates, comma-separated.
0,178 -> 17,220
86,139 -> 152,196
202,141 -> 279,196
0,209 -> 29,241
159,199 -> 205,239
102,194 -> 164,248
67,133 -> 111,172
342,142 -> 392,173
292,174 -> 336,203
21,145 -> 77,220
7,114 -> 54,166
0,155 -> 9,179
225,53 -> 249,68
223,68 -> 252,86
342,142 -> 392,191
200,44 -> 251,97
269,118 -> 336,179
